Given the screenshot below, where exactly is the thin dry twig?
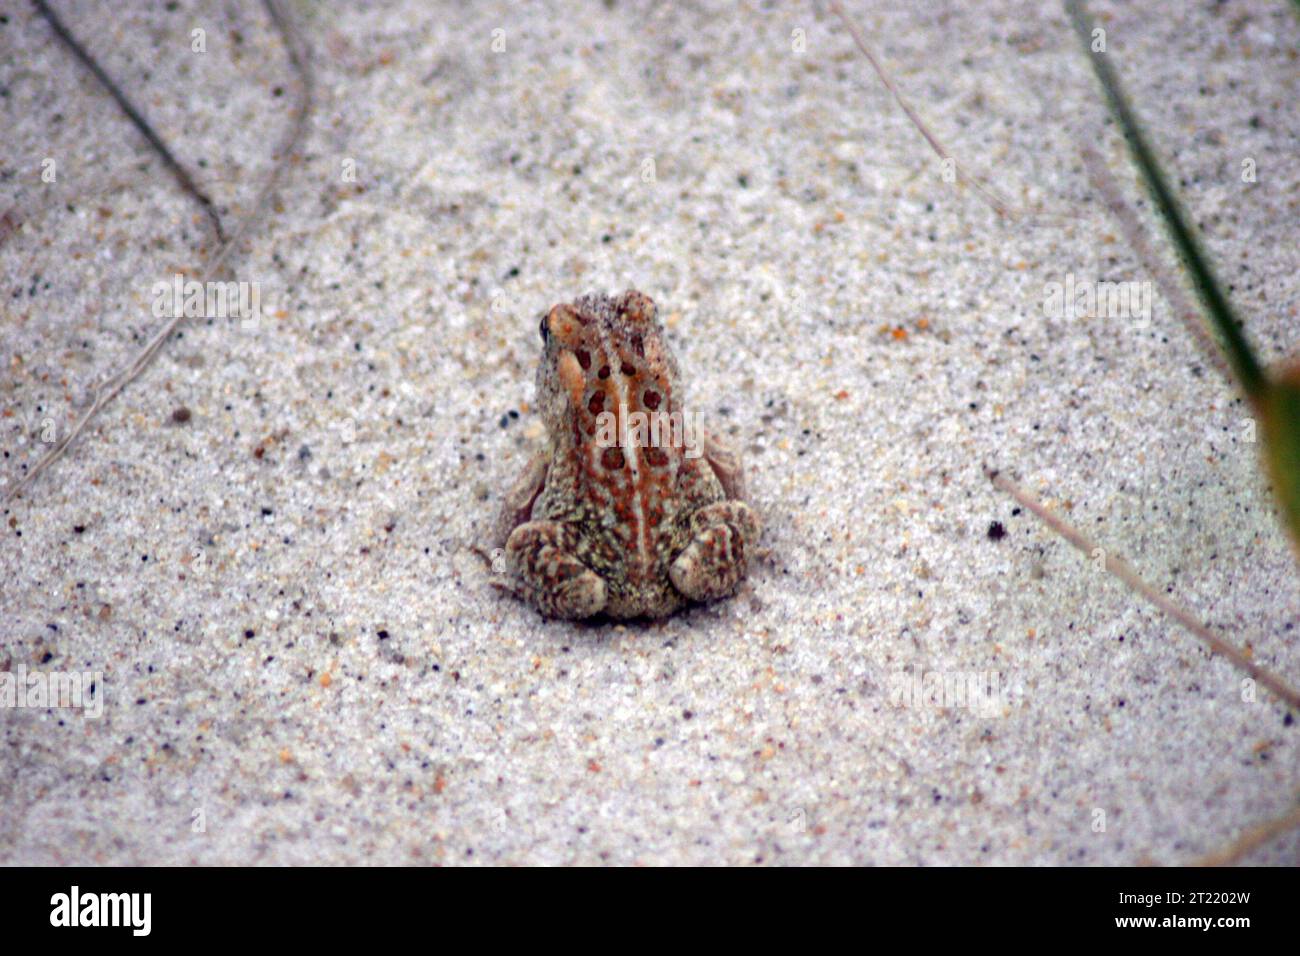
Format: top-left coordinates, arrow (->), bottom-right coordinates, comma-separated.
31,0 -> 227,245
987,468 -> 1300,712
827,0 -> 1015,219
1080,145 -> 1231,384
5,0 -> 314,505
1194,797 -> 1300,866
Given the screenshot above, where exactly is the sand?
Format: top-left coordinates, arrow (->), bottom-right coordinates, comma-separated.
1,0 -> 1297,865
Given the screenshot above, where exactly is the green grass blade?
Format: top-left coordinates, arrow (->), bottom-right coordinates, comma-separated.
1065,0 -> 1267,400
1261,371 -> 1300,555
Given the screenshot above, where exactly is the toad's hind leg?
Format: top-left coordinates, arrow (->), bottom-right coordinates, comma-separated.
505,520 -> 607,619
669,500 -> 761,603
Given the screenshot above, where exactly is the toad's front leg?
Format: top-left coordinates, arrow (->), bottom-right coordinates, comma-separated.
702,429 -> 747,501
505,520 -> 608,619
491,451 -> 550,552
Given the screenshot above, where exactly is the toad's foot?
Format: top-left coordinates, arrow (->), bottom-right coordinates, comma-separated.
505,519 -> 608,619
669,500 -> 761,603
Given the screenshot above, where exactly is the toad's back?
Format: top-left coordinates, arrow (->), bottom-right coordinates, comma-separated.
536,292 -> 696,601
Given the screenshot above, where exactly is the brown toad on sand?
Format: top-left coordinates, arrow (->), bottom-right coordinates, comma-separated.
491,290 -> 760,619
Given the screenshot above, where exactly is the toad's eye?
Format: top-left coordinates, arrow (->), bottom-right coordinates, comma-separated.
538,314 -> 550,344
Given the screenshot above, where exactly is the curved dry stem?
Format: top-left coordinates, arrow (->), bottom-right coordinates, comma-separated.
987,468 -> 1300,712
4,0 -> 315,505
826,0 -> 1015,220
1079,145 -> 1232,384
32,0 -> 227,245
1195,797 -> 1300,866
